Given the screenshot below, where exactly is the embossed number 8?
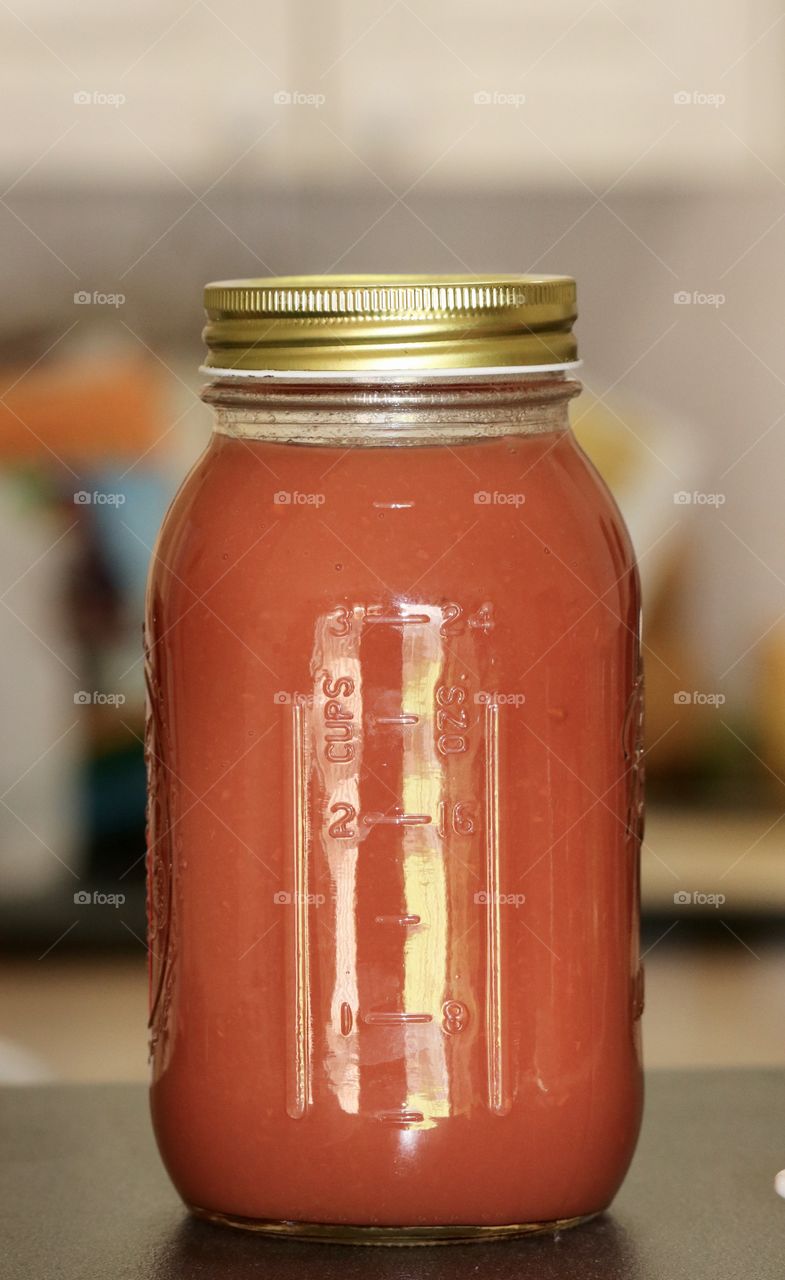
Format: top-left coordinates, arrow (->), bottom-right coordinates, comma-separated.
441,999 -> 468,1034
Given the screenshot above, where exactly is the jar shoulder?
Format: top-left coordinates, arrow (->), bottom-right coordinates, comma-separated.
148,431 -> 637,614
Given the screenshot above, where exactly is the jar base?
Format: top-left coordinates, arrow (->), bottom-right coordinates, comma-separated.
187,1204 -> 599,1245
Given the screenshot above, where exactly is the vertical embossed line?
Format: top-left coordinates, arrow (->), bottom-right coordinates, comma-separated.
288,699 -> 312,1118
484,699 -> 504,1114
312,608 -> 363,1116
401,606 -> 449,1128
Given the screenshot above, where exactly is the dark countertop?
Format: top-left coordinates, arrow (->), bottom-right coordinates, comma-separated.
0,1070 -> 782,1279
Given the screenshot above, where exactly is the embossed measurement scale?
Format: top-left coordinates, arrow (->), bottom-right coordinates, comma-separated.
282,598 -> 506,1130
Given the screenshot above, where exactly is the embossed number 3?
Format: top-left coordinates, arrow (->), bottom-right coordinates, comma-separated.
328,606 -> 352,637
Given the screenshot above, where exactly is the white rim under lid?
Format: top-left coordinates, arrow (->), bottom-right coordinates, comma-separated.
199,361 -> 583,382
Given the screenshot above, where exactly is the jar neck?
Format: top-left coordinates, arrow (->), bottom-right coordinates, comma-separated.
202,372 -> 581,446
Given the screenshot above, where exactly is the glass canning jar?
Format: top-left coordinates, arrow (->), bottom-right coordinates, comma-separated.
145,276 -> 644,1243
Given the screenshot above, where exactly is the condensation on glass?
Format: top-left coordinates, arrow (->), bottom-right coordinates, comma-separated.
145,276 -> 644,1244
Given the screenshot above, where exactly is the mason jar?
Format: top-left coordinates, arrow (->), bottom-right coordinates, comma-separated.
145,275 -> 643,1243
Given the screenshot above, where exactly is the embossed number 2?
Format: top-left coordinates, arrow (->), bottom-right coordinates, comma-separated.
328,802 -> 357,839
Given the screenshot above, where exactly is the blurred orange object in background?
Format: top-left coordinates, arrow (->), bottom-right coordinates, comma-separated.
0,354 -> 169,462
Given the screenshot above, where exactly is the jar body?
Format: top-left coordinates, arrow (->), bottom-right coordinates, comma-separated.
146,378 -> 643,1240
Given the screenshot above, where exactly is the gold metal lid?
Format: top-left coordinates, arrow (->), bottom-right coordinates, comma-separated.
202,273 -> 577,375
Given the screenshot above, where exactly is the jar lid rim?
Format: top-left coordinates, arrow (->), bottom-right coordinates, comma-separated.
202,273 -> 578,374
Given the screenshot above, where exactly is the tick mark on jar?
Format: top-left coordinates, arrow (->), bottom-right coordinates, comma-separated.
376,1109 -> 425,1126
362,1011 -> 433,1025
371,713 -> 419,729
363,810 -> 431,827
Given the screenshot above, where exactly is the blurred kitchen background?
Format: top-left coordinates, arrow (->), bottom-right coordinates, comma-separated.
1,0 -> 784,1083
